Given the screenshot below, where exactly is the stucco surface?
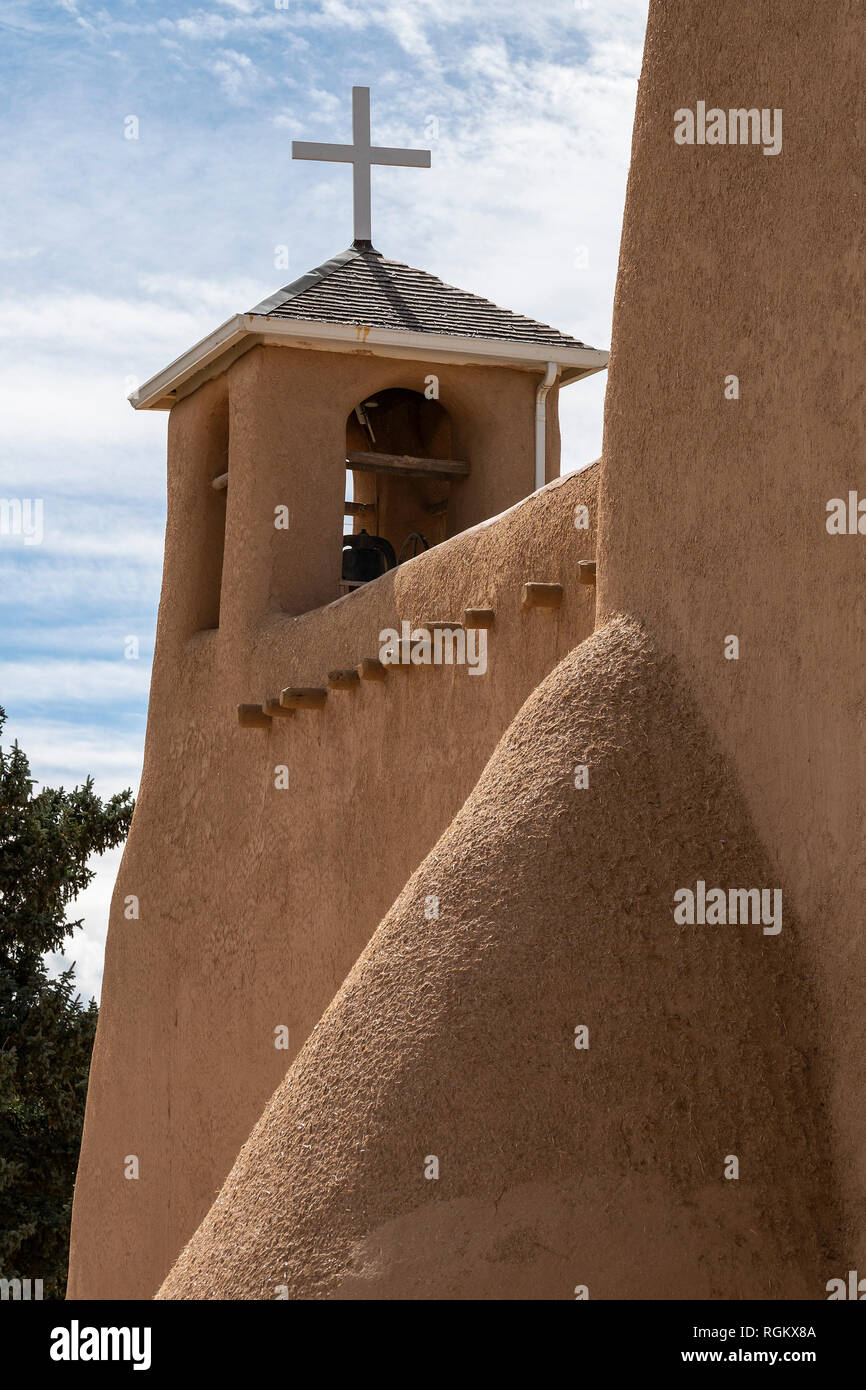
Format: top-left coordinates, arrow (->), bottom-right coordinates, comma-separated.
597,0 -> 865,1264
216,345 -> 552,625
69,0 -> 862,1302
68,455 -> 597,1301
158,618 -> 841,1300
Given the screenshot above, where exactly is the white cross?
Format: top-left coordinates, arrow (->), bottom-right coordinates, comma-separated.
292,86 -> 431,248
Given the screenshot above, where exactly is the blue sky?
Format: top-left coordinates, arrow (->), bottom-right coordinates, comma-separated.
0,0 -> 648,999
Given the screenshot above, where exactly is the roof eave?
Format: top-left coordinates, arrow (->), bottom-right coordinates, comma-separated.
130,314 -> 608,411
128,314 -> 248,411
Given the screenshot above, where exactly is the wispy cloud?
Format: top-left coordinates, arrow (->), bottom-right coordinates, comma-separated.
208,47 -> 273,104
1,659 -> 152,707
155,9 -> 288,43
48,845 -> 129,1003
4,720 -> 144,795
0,366 -> 162,446
56,0 -> 95,33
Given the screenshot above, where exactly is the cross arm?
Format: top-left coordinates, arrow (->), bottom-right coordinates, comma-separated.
371,146 -> 432,168
292,141 -> 357,163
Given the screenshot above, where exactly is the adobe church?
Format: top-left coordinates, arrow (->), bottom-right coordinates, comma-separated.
69,0 -> 865,1301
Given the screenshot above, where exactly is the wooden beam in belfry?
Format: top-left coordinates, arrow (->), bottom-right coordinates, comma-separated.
346,450 -> 469,479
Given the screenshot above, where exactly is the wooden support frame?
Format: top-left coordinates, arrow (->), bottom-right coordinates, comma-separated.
346,450 -> 469,479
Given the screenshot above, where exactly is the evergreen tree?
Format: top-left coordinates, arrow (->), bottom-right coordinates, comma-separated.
0,706 -> 134,1299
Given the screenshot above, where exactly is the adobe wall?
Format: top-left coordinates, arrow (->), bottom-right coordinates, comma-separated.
158,617 -> 842,1301
597,0 -> 865,1261
67,445 -> 599,1300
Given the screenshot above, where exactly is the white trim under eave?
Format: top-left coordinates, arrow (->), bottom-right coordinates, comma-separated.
129,313 -> 609,411
128,314 -> 247,411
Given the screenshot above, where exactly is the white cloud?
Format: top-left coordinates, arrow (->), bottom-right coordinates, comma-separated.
208,48 -> 272,105
2,715 -> 144,794
0,363 -> 169,449
272,84 -> 345,132
48,845 -> 126,1004
0,658 -> 151,706
0,557 -> 159,614
0,294 -> 201,350
0,244 -> 42,262
56,0 -> 94,33
136,271 -> 264,312
25,527 -> 162,562
0,278 -> 266,356
2,617 -> 154,657
215,0 -> 263,13
157,10 -> 287,42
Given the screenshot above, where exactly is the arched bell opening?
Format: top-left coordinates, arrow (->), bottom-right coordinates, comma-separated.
342,387 -> 469,590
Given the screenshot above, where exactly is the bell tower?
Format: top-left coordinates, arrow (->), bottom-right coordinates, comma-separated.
129,86 -> 607,636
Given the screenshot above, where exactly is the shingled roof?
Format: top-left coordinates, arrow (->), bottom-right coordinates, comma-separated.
130,245 -> 607,410
249,246 -> 590,351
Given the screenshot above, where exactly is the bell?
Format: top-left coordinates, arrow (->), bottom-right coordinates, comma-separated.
342,529 -> 396,584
